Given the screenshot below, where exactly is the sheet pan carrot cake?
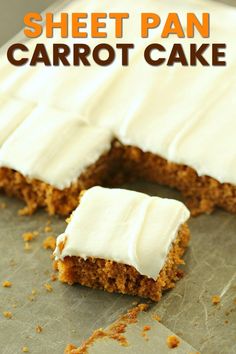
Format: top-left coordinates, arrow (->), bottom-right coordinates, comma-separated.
54,187 -> 190,301
0,0 -> 236,216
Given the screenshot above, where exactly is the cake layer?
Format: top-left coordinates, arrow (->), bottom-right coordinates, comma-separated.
0,0 -> 236,186
0,142 -> 235,218
57,224 -> 190,302
123,145 -> 236,215
54,186 -> 190,279
0,142 -> 124,215
1,141 -> 235,216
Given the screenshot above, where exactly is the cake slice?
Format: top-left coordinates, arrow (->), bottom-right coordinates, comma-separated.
0,104 -> 123,215
54,186 -> 190,301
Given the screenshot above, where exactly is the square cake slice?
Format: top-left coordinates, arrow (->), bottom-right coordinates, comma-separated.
54,186 -> 190,301
0,104 -> 123,215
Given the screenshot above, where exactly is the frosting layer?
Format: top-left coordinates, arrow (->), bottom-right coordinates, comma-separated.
54,186 -> 190,279
0,104 -> 113,189
0,95 -> 35,146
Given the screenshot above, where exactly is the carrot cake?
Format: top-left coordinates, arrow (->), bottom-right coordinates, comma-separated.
0,0 -> 236,215
0,105 -> 123,215
54,186 -> 190,301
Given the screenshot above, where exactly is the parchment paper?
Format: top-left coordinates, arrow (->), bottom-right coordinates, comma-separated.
0,181 -> 235,353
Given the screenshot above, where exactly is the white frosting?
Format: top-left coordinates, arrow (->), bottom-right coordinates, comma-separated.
0,0 -> 236,186
0,95 -> 35,146
0,105 -> 113,189
54,186 -> 190,279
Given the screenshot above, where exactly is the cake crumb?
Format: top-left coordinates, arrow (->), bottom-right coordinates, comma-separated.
43,236 -> 56,250
152,314 -> 161,322
22,231 -> 39,242
167,335 -> 180,349
24,242 -> 32,251
2,280 -> 12,288
36,325 -> 43,333
65,304 -> 149,353
3,311 -> 12,319
212,295 -> 221,305
44,225 -> 52,233
22,346 -> 29,353
18,206 -> 33,216
44,283 -> 53,292
143,325 -> 151,331
50,273 -> 57,282
65,344 -> 77,353
141,325 -> 151,341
